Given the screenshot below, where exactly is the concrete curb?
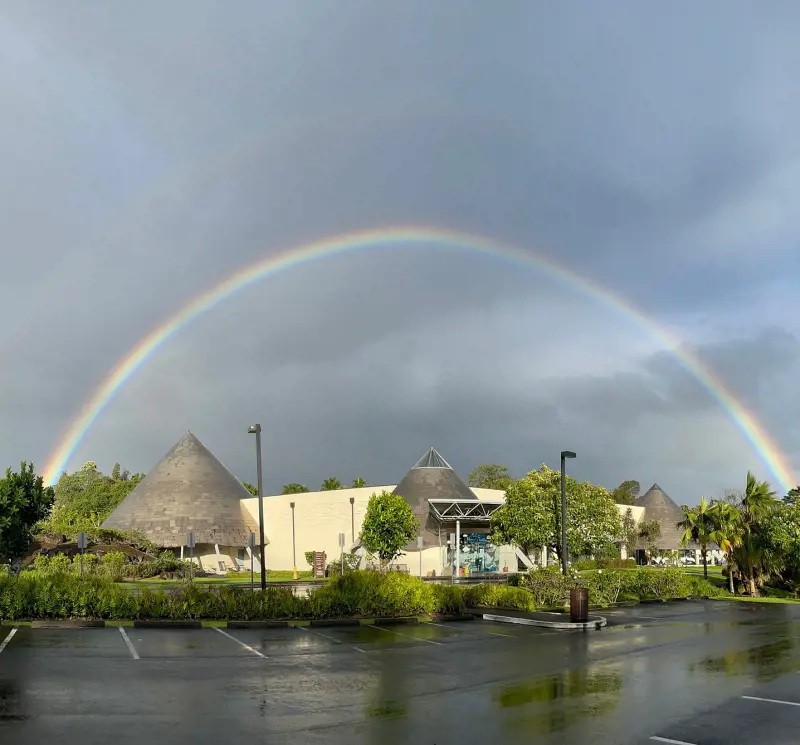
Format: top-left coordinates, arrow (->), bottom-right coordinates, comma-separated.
482,612 -> 607,631
227,620 -> 289,629
431,614 -> 475,623
373,617 -> 419,626
133,620 -> 202,629
31,619 -> 106,629
309,618 -> 360,628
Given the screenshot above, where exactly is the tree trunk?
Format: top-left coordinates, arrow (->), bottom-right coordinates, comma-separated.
727,556 -> 734,594
702,549 -> 708,580
748,574 -> 758,597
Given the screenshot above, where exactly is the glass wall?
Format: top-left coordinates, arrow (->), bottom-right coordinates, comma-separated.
447,531 -> 499,575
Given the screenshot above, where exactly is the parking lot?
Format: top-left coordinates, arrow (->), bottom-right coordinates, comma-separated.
2,600 -> 800,744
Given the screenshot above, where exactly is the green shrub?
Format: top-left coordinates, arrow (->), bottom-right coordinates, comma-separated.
430,584 -> 465,615
462,583 -> 535,611
325,552 -> 361,576
99,551 -> 128,582
134,551 -> 187,579
520,566 -> 570,607
685,575 -> 727,598
621,567 -> 692,599
304,551 -> 316,568
581,570 -> 624,606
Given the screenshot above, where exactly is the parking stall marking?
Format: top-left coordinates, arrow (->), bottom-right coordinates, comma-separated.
0,627 -> 17,654
214,627 -> 267,658
741,695 -> 800,708
372,625 -> 442,646
297,625 -> 367,653
118,627 -> 140,660
650,737 -> 698,745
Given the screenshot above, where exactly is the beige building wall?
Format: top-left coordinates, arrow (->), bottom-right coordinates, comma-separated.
240,487 -> 639,573
241,485 -> 507,575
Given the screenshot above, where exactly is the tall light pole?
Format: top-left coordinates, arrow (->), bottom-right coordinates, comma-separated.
560,450 -> 576,576
290,501 -> 297,580
248,424 -> 267,591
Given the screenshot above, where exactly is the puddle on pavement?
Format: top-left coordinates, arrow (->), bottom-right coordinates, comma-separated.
0,680 -> 27,722
688,637 -> 798,682
493,667 -> 622,734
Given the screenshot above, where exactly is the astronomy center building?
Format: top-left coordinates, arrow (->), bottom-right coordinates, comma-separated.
102,432 -> 706,575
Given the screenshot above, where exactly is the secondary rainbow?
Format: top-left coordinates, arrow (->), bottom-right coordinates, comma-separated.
42,226 -> 796,493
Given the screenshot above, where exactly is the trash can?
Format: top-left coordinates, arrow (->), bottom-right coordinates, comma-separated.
570,587 -> 589,623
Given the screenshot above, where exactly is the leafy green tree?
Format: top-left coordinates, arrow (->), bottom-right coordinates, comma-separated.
43,464 -> 143,537
282,483 -> 310,494
281,483 -> 308,494
784,485 -> 800,505
0,463 -> 55,574
468,464 -> 512,490
637,519 -> 661,561
677,497 -> 718,579
612,480 -> 640,505
320,477 -> 343,491
352,477 -> 367,488
621,508 -> 639,558
489,465 -> 622,563
241,481 -> 258,496
359,490 -> 419,569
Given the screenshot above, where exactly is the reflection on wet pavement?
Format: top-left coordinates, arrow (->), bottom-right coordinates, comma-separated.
1,601 -> 800,743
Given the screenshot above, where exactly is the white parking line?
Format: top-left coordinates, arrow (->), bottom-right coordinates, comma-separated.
488,631 -> 516,638
214,627 -> 268,658
297,626 -> 366,653
372,625 -> 442,645
650,736 -> 698,745
118,627 -> 140,660
0,628 -> 17,654
742,695 -> 800,707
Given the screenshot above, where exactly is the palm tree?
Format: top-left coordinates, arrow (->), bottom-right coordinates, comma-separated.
352,477 -> 367,488
677,496 -> 718,579
741,471 -> 776,528
709,501 -> 744,593
320,477 -> 343,491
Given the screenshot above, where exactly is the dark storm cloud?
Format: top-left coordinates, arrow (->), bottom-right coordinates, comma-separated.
1,2 -> 799,498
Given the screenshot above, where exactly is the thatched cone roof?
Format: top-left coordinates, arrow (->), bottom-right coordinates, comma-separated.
392,447 -> 476,550
636,483 -> 688,549
102,431 -> 258,548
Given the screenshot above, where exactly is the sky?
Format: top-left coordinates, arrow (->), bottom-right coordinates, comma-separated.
2,1 -> 799,503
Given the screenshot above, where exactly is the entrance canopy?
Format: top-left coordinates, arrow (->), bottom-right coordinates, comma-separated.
428,499 -> 504,523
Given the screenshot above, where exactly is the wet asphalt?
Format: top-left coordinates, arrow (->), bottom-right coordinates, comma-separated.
2,600 -> 800,744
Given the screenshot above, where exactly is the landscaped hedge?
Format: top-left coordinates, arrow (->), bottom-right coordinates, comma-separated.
0,568 -> 728,621
0,571 -> 467,621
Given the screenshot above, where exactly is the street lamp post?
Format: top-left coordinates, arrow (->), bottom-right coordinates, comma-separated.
560,450 -> 577,576
290,501 -> 297,580
349,496 -> 355,545
248,424 -> 267,591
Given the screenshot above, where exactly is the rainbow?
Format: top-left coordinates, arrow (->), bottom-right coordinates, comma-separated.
42,226 -> 796,492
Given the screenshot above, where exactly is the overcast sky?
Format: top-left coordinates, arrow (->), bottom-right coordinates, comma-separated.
2,1 -> 799,503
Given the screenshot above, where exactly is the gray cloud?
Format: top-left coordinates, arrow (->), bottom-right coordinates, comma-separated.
2,2 -> 799,501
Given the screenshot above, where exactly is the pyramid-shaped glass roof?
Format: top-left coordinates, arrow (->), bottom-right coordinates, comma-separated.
412,447 -> 452,469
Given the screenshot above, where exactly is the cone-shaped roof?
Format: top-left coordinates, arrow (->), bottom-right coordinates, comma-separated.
392,448 -> 476,549
102,431 -> 258,548
636,483 -> 687,549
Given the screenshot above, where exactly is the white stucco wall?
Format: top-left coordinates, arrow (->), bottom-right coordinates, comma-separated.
240,486 -> 641,573
241,485 -> 507,575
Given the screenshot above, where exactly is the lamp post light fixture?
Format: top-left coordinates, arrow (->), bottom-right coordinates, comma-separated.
248,424 -> 267,591
349,496 -> 355,545
290,501 -> 297,580
560,450 -> 577,576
